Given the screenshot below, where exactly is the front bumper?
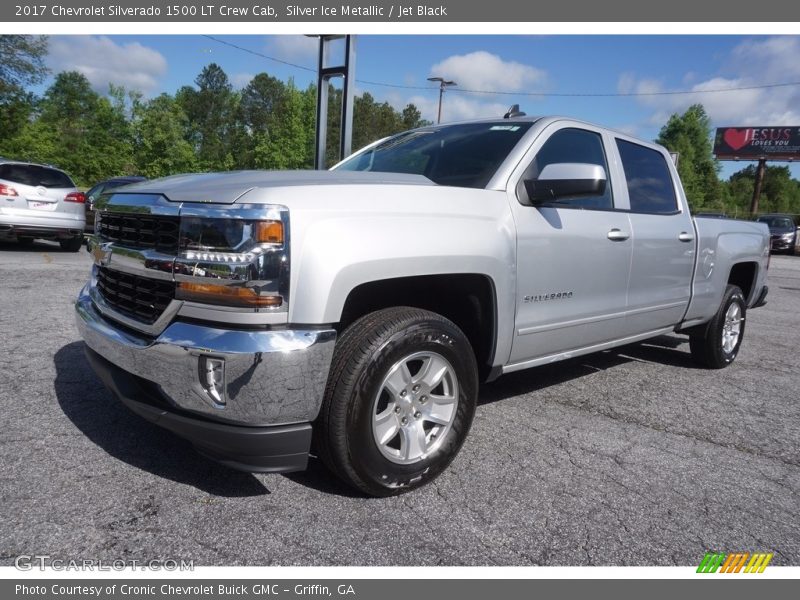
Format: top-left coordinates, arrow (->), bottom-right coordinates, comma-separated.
770,238 -> 795,251
75,283 -> 336,472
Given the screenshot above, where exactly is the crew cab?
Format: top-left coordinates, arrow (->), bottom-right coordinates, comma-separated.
75,116 -> 770,496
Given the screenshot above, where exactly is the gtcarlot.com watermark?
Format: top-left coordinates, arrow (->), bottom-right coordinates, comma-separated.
14,555 -> 194,571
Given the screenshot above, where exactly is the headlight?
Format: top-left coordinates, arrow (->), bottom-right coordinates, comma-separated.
180,217 -> 283,253
174,206 -> 289,310
782,232 -> 795,241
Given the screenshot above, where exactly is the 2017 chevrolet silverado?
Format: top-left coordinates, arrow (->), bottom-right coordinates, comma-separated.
75,116 -> 770,496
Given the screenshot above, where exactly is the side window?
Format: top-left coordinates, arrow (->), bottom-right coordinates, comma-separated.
518,128 -> 613,210
616,139 -> 678,214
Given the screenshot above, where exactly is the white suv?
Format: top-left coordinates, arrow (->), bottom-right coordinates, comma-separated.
0,160 -> 85,251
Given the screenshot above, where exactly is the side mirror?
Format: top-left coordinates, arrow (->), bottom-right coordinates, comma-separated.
524,163 -> 607,204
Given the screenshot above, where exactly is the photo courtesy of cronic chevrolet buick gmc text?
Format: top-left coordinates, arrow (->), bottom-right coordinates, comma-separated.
75,116 -> 770,496
0,159 -> 85,251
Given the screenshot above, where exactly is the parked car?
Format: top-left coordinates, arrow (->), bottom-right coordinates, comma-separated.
84,176 -> 147,233
0,159 -> 85,251
75,116 -> 770,496
756,214 -> 797,254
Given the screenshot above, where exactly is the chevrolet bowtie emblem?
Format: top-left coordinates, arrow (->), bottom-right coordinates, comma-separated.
91,242 -> 112,266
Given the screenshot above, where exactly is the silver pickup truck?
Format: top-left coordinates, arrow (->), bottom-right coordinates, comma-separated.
75,116 -> 770,496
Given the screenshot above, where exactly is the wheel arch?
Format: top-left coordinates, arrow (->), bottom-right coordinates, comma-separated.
727,261 -> 758,304
337,273 -> 499,381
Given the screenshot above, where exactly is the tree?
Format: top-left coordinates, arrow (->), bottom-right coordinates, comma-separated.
132,94 -> 198,178
725,165 -> 800,216
177,63 -> 238,171
0,35 -> 48,139
656,104 -> 721,212
237,72 -> 287,168
401,103 -> 429,130
253,81 -> 313,170
3,71 -> 134,185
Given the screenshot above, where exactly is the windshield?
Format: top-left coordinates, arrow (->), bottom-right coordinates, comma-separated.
335,122 -> 533,189
758,216 -> 795,229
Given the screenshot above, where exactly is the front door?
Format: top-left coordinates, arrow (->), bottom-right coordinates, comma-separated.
508,124 -> 633,364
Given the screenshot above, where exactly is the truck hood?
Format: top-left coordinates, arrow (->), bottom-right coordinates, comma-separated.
119,170 -> 435,204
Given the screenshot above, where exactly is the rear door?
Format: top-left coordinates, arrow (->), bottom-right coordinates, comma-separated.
507,122 -> 634,364
614,138 -> 695,334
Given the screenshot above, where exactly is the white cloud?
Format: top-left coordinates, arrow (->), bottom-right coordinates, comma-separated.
621,36 -> 800,125
429,51 -> 547,94
377,51 -> 547,124
47,36 -> 167,95
265,35 -> 318,64
403,93 -> 510,124
231,72 -> 255,89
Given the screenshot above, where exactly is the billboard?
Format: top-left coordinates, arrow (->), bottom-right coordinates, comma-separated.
714,126 -> 800,160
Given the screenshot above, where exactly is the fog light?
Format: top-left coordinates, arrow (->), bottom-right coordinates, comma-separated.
199,356 -> 225,407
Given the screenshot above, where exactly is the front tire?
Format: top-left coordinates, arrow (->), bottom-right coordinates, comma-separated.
315,307 -> 478,497
689,284 -> 746,369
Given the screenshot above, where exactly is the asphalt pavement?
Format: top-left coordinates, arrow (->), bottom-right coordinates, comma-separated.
1,240 -> 798,566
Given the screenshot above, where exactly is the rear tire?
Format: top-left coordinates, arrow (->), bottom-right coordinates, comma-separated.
59,236 -> 83,252
689,284 -> 746,369
315,307 -> 478,497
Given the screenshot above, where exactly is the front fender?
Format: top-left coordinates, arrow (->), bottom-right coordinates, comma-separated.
287,211 -> 517,366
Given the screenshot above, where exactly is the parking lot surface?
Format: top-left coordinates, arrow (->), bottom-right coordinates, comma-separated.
1,240 -> 798,566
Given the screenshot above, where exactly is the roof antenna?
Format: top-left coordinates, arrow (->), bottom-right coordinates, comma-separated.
503,104 -> 526,119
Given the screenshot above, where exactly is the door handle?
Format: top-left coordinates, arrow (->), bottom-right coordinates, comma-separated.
678,231 -> 694,242
607,228 -> 630,241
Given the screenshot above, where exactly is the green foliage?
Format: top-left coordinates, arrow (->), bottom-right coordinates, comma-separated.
253,81 -> 314,170
1,55 -> 429,186
353,92 -> 430,153
177,64 -> 239,171
0,35 -> 48,140
131,94 -> 198,178
656,104 -> 722,212
1,71 -> 134,186
725,164 -> 800,217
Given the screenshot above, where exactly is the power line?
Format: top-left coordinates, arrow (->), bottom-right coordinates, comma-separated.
202,35 -> 800,98
202,35 -> 317,73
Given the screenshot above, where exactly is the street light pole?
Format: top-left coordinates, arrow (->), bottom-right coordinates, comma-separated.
427,77 -> 457,124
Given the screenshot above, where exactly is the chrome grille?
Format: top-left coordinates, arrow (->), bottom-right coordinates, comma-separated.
97,212 -> 180,253
96,267 -> 175,324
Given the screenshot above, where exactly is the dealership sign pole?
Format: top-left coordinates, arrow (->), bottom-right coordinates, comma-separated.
713,126 -> 800,215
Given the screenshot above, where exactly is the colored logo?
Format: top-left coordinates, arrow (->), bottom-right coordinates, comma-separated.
697,552 -> 773,573
723,128 -> 750,151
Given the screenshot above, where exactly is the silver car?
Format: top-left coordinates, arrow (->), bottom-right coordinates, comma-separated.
0,159 -> 85,251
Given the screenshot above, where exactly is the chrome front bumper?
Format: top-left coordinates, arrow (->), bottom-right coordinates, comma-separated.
75,283 -> 336,427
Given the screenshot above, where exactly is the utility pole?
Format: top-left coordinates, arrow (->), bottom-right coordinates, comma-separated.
427,77 -> 457,124
750,158 -> 767,216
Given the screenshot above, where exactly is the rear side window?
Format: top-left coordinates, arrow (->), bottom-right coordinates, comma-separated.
0,164 -> 74,188
616,140 -> 677,214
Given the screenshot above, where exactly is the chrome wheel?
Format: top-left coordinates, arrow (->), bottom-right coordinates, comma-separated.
371,351 -> 459,465
721,302 -> 742,354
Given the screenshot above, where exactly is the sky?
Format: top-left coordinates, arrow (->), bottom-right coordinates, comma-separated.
41,34 -> 800,179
